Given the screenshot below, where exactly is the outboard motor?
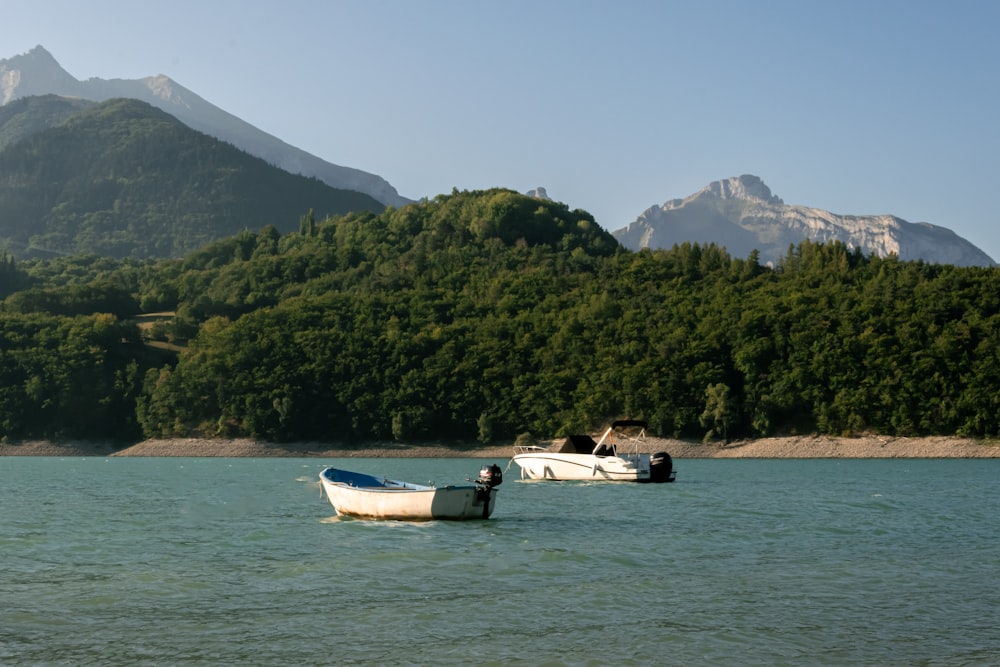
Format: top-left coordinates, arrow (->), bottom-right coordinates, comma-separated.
649,452 -> 676,483
476,464 -> 503,490
474,464 -> 503,518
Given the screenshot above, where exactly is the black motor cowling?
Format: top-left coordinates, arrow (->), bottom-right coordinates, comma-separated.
476,464 -> 503,490
649,452 -> 675,483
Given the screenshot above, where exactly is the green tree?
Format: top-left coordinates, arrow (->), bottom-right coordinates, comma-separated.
700,382 -> 737,443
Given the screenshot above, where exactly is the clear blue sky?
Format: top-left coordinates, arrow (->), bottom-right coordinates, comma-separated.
7,0 -> 1000,261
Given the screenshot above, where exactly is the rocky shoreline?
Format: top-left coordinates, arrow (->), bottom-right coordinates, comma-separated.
2,434 -> 998,458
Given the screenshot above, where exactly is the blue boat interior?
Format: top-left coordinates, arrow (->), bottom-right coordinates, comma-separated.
322,468 -> 388,488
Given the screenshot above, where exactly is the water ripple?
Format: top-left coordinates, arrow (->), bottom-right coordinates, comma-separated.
1,457 -> 999,665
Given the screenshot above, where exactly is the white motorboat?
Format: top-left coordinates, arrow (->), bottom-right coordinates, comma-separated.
319,464 -> 502,520
512,419 -> 675,483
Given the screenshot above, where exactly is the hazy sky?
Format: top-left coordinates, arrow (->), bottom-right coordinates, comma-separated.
7,0 -> 1000,261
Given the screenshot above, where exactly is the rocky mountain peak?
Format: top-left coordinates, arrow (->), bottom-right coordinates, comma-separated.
4,45 -> 61,70
139,74 -> 194,109
1,45 -> 79,104
700,174 -> 784,205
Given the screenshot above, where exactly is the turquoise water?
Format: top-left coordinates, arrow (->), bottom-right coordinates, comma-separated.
2,456 -> 999,666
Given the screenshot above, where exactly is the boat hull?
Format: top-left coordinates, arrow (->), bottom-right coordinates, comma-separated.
512,452 -> 650,482
319,469 -> 497,520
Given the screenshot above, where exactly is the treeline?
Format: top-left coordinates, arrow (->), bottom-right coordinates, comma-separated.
0,312 -> 144,440
2,188 -> 999,444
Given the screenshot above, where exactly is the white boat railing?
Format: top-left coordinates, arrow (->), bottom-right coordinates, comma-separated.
513,444 -> 549,455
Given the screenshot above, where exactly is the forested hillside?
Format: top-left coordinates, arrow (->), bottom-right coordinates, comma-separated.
0,94 -> 92,150
1,188 -> 998,445
0,96 -> 384,258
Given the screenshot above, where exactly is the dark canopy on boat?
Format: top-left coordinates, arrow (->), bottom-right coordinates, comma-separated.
555,434 -> 598,454
612,419 -> 649,430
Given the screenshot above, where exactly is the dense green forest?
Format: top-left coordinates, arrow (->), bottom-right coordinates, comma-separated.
0,94 -> 92,150
2,188 -> 999,445
0,96 -> 384,259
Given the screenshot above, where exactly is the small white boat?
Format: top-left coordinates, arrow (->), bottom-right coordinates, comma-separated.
319,464 -> 502,520
512,419 -> 675,483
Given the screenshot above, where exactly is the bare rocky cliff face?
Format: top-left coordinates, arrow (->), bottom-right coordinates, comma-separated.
1,46 -> 410,208
613,175 -> 995,267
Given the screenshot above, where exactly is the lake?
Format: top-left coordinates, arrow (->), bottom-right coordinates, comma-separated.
2,456 -> 998,665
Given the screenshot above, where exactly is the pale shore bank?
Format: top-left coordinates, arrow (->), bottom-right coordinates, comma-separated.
2,434 -> 998,458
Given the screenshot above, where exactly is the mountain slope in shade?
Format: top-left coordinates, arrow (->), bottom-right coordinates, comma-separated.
0,94 -> 92,149
612,175 -> 996,268
0,96 -> 384,258
0,45 -> 410,208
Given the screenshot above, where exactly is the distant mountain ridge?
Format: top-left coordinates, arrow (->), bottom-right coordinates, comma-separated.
0,45 -> 410,208
0,96 -> 384,258
612,175 -> 996,267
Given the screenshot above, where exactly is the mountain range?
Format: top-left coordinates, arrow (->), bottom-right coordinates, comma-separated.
611,175 -> 996,268
2,46 -> 994,267
0,95 -> 383,258
0,45 -> 409,208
